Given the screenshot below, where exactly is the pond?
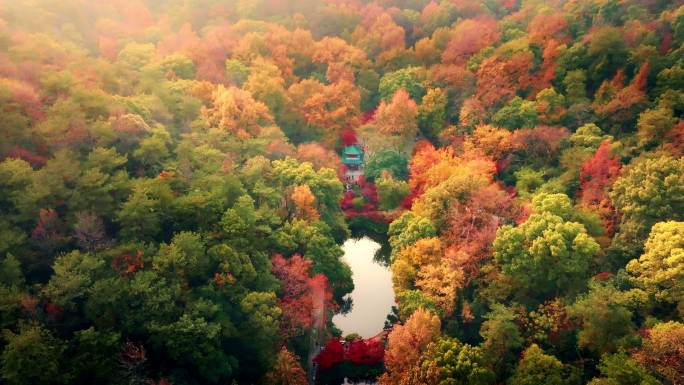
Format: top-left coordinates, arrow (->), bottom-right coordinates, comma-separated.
333,237 -> 395,338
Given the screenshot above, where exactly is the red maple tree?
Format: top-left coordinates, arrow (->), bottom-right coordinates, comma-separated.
314,338 -> 345,370
578,140 -> 621,234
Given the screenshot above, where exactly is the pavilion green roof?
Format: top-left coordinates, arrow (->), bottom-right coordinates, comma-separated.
342,145 -> 364,165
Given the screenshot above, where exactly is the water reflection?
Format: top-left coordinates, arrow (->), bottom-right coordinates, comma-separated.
333,237 -> 395,338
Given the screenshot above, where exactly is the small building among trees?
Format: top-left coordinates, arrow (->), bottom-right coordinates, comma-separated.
342,144 -> 365,185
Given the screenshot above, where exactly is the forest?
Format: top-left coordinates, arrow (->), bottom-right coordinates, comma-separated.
0,0 -> 683,384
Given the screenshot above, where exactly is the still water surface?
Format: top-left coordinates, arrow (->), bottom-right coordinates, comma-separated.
332,237 -> 395,338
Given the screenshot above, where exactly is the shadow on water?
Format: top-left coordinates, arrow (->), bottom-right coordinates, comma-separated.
373,239 -> 391,267
348,217 -> 392,267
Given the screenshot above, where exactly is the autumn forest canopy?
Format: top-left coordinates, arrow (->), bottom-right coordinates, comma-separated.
0,0 -> 683,384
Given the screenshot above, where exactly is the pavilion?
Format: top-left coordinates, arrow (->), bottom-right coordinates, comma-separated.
342,144 -> 364,185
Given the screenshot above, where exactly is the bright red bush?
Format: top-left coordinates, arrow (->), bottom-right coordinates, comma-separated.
314,338 -> 345,370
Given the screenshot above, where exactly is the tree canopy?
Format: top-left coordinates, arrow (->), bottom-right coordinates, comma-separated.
0,0 -> 683,383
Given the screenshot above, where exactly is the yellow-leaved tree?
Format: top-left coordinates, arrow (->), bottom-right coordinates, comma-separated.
627,221 -> 684,316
